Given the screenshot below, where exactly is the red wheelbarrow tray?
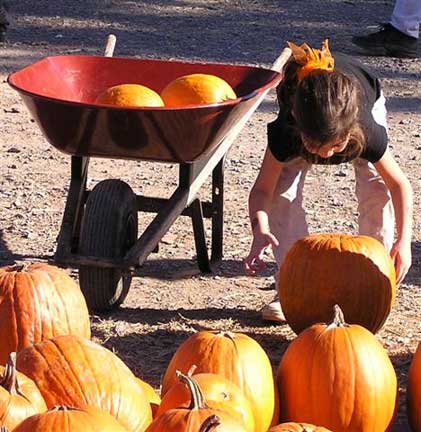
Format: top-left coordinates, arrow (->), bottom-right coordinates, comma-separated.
8,55 -> 282,163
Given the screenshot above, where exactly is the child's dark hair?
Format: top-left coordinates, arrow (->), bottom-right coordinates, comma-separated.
277,59 -> 365,163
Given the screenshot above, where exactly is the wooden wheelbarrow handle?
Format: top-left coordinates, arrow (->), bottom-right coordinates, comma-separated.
271,47 -> 292,72
104,34 -> 117,57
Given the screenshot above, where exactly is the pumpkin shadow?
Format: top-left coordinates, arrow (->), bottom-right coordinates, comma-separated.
0,230 -> 13,266
389,351 -> 414,432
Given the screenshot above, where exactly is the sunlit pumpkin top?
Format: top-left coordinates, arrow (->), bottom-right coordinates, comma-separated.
95,83 -> 164,107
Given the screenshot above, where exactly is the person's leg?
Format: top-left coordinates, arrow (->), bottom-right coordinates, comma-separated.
354,158 -> 395,252
261,157 -> 310,322
352,0 -> 419,58
391,0 -> 421,38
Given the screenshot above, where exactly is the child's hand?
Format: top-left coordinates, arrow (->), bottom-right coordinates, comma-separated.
244,232 -> 279,275
390,240 -> 412,285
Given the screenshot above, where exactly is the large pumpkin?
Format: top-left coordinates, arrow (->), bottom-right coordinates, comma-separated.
96,83 -> 164,107
161,74 -> 237,107
278,233 -> 396,334
161,330 -> 277,432
146,372 -> 246,431
16,335 -> 152,432
0,263 -> 91,364
269,423 -> 331,431
135,377 -> 161,419
13,406 -> 129,431
277,305 -> 397,431
0,353 -> 47,430
407,343 -> 421,431
158,371 -> 255,431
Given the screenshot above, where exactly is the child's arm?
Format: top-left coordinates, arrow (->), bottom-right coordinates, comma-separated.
244,148 -> 283,274
374,149 -> 413,284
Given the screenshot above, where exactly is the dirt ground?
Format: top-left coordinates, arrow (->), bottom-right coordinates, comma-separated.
0,1 -> 420,430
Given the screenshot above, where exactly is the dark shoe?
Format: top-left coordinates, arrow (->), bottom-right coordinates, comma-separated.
352,23 -> 417,58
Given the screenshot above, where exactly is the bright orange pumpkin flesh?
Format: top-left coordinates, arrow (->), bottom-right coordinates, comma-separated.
161,331 -> 276,432
16,335 -> 152,432
13,406 -> 129,432
407,343 -> 421,432
0,353 -> 47,430
135,378 -> 161,419
277,306 -> 398,431
278,233 -> 396,334
161,73 -> 237,107
157,372 -> 255,432
96,83 -> 164,107
146,372 -> 246,432
0,263 -> 91,365
269,423 -> 332,431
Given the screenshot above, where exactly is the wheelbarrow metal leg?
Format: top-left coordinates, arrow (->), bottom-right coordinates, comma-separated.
211,157 -> 224,265
190,199 -> 211,273
55,156 -> 90,262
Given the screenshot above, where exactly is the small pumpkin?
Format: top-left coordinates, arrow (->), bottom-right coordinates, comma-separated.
16,334 -> 152,432
13,406 -> 129,431
278,233 -> 396,334
161,74 -> 237,107
96,83 -> 164,107
145,372 -> 246,431
269,423 -> 332,431
0,353 -> 47,430
161,330 -> 276,432
0,263 -> 91,364
135,378 -> 161,419
407,343 -> 421,432
277,305 -> 397,431
158,370 -> 255,431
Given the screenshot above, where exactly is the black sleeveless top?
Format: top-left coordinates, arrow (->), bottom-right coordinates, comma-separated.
267,53 -> 388,164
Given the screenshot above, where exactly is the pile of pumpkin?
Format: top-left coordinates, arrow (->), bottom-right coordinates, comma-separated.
0,233 -> 419,431
94,73 -> 237,108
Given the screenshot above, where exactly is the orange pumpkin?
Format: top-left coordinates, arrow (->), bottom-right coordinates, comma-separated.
0,353 -> 47,430
278,233 -> 396,334
96,83 -> 164,107
16,335 -> 152,432
158,371 -> 255,431
407,343 -> 421,432
136,378 -> 161,419
277,305 -> 397,431
13,406 -> 129,431
161,330 -> 276,432
0,263 -> 91,364
146,372 -> 246,431
161,74 -> 237,107
269,423 -> 331,431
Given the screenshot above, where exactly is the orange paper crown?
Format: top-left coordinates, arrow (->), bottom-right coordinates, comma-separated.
287,39 -> 335,80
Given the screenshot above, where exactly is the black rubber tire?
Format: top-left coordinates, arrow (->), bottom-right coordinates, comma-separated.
78,179 -> 138,312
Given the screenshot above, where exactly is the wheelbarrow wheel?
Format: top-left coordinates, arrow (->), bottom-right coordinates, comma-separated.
78,179 -> 138,312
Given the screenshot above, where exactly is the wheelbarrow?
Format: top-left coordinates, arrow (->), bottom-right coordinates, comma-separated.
8,36 -> 291,311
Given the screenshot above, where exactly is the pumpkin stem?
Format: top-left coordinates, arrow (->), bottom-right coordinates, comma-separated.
176,370 -> 208,410
332,304 -> 348,327
219,331 -> 235,341
1,427 -> 9,432
199,415 -> 221,432
0,352 -> 21,395
5,264 -> 28,273
187,364 -> 197,376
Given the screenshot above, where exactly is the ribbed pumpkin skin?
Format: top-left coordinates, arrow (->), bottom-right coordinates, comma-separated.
277,311 -> 397,431
0,355 -> 47,430
96,84 -> 164,107
161,74 -> 237,107
13,406 -> 129,431
135,378 -> 161,419
278,234 -> 396,334
0,263 -> 91,364
161,331 -> 276,432
407,343 -> 421,431
269,423 -> 331,431
157,372 -> 255,431
16,335 -> 152,432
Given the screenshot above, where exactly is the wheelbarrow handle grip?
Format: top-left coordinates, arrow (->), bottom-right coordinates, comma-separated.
271,47 -> 292,72
104,34 -> 117,57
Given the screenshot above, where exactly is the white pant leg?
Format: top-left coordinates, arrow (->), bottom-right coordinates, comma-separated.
269,157 -> 311,267
390,0 -> 421,38
353,158 -> 395,252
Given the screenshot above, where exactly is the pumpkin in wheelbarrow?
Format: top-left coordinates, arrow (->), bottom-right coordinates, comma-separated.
161,73 -> 237,107
96,83 -> 164,107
